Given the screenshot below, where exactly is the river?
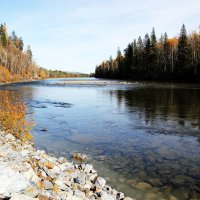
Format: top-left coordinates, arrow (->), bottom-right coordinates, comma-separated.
0,78 -> 200,200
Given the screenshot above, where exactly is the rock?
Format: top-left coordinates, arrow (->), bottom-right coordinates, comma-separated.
5,134 -> 16,141
95,177 -> 106,189
0,163 -> 30,197
49,166 -> 60,175
169,195 -> 178,200
44,162 -> 54,169
23,168 -> 39,184
40,129 -> 48,132
55,179 -> 68,191
73,190 -> 86,198
84,164 -> 93,173
58,157 -> 67,164
20,150 -> 30,157
0,131 -> 132,200
88,173 -> 98,182
59,163 -> 68,172
99,191 -> 116,200
10,193 -> 37,200
145,192 -> 157,199
116,192 -> 124,200
135,182 -> 152,190
38,194 -> 49,200
43,180 -> 53,190
23,186 -> 39,198
72,153 -> 87,162
124,197 -> 135,200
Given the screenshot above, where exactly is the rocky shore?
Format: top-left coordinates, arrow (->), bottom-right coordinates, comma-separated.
0,131 -> 133,200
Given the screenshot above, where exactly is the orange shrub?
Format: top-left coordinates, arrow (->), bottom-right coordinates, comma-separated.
0,65 -> 12,83
0,91 -> 32,140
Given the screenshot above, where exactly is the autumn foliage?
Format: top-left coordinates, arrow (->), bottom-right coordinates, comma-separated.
95,25 -> 200,82
0,65 -> 12,82
0,91 -> 32,140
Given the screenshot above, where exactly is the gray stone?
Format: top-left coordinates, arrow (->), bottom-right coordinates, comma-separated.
20,150 -> 30,157
55,179 -> 68,190
0,163 -> 30,197
117,192 -> 124,200
5,134 -> 16,141
10,193 -> 37,200
73,190 -> 86,198
99,191 -> 115,200
43,180 -> 53,190
135,182 -> 152,190
58,157 -> 67,164
95,177 -> 106,189
84,164 -> 93,173
50,165 -> 61,175
23,168 -> 39,184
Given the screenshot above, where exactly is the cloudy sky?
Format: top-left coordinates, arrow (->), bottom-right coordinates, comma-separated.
0,0 -> 199,73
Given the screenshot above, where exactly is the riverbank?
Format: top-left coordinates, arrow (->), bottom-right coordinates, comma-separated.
0,79 -> 44,86
0,130 -> 133,200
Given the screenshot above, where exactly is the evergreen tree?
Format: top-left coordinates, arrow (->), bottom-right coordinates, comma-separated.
0,23 -> 8,48
124,43 -> 134,79
95,25 -> 200,82
177,24 -> 188,77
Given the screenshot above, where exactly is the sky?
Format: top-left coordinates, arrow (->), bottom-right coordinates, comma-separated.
0,0 -> 199,73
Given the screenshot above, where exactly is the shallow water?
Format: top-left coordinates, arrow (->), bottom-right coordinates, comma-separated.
0,78 -> 200,200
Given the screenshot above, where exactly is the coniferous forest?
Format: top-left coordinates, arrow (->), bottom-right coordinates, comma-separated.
95,25 -> 200,82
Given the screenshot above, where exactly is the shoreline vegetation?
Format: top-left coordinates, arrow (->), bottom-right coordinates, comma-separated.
95,25 -> 200,82
0,22 -> 88,85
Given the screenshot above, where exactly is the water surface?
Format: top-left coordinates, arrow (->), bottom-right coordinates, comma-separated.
0,78 -> 200,200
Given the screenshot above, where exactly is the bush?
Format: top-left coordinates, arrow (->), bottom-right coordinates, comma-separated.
0,65 -> 12,83
0,91 -> 32,140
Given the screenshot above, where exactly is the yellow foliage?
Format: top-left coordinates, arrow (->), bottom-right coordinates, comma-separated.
0,91 -> 32,140
0,65 -> 12,83
167,38 -> 178,46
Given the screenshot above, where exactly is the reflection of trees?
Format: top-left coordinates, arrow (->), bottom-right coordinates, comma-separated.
108,87 -> 200,130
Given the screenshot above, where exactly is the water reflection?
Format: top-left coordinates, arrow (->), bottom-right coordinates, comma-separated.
108,87 -> 200,132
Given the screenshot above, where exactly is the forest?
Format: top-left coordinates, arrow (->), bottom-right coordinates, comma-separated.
95,25 -> 200,82
0,23 -> 86,83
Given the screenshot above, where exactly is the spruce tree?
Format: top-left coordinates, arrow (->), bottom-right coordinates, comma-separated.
0,23 -> 8,48
178,24 -> 188,76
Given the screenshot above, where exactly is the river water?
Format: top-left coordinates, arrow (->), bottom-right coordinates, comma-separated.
0,78 -> 200,200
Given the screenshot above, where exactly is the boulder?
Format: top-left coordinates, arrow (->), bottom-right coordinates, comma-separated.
0,163 -> 30,197
10,193 -> 38,200
95,177 -> 106,189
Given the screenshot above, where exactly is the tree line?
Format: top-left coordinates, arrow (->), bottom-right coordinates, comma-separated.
0,22 -> 87,83
95,25 -> 200,82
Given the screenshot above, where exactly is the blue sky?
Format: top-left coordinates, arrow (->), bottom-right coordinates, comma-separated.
0,0 -> 199,73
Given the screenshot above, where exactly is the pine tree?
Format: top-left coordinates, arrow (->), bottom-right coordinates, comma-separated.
177,24 -> 188,77
124,43 -> 133,79
150,27 -> 158,77
0,23 -> 8,48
